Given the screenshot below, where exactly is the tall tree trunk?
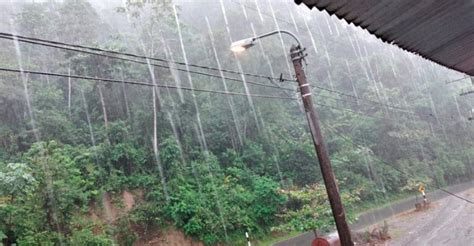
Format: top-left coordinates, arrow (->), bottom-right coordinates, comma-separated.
120,70 -> 131,122
152,88 -> 169,201
68,66 -> 72,119
97,85 -> 109,141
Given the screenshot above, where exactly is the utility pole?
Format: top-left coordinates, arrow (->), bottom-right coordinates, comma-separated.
230,31 -> 354,245
290,45 -> 354,246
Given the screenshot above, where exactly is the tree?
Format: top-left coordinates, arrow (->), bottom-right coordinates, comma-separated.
274,184 -> 359,237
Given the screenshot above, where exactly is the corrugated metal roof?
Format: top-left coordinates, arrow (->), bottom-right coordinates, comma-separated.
295,0 -> 474,75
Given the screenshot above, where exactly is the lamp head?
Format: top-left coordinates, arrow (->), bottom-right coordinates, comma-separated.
230,38 -> 255,53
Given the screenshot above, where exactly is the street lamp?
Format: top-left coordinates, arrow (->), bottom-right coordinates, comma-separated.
230,30 -> 303,52
230,38 -> 255,52
231,30 -> 354,246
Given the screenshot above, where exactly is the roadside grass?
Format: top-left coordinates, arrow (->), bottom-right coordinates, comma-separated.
354,191 -> 414,215
254,231 -> 301,246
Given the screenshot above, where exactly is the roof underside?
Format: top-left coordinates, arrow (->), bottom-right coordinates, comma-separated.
295,0 -> 474,76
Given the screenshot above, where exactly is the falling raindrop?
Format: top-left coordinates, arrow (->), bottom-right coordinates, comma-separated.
268,0 -> 293,77
303,16 -> 318,55
206,16 -> 243,146
173,4 -> 208,151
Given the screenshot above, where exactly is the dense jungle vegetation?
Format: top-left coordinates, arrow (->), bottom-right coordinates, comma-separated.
0,0 -> 473,245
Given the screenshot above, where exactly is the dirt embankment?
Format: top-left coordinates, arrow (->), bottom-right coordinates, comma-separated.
90,190 -> 203,246
133,229 -> 203,246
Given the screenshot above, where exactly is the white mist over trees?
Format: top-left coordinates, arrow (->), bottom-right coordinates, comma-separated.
0,0 -> 472,245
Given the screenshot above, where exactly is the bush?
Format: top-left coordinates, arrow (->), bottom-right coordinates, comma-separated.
69,229 -> 113,246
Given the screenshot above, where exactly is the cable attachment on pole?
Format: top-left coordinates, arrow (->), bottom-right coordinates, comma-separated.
290,45 -> 307,63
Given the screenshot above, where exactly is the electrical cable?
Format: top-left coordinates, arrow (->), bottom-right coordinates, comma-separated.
0,67 -> 298,100
0,33 -> 394,118
0,34 -> 295,92
1,33 -> 452,121
314,100 -> 391,121
312,84 -> 450,121
2,6 -> 471,205
445,76 -> 471,85
226,2 -> 458,122
4,66 -> 470,204
1,32 -> 459,124
0,66 -> 395,121
321,120 -> 474,205
0,32 -> 297,82
314,91 -> 452,123
438,188 -> 474,204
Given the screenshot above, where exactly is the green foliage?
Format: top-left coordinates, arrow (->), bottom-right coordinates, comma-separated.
0,230 -> 6,242
274,184 -> 359,234
18,231 -> 65,245
0,163 -> 37,198
249,177 -> 287,227
401,177 -> 432,192
1,0 -> 473,245
166,158 -> 286,245
113,218 -> 138,246
130,202 -> 166,228
69,229 -> 113,246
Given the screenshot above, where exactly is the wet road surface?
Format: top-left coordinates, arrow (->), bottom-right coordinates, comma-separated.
385,188 -> 474,246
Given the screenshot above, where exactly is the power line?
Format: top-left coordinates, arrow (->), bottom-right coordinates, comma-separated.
315,91 -> 450,123
313,84 -> 403,110
445,76 -> 471,85
311,87 -> 434,121
0,67 -> 399,121
438,188 -> 474,204
317,96 -> 453,142
314,100 -> 391,121
231,1 -> 402,110
312,84 -> 447,121
0,33 -> 447,121
321,120 -> 474,205
0,33 -> 392,117
0,67 -> 297,100
0,67 -> 392,121
0,33 -> 455,122
5,66 -> 470,204
318,93 -> 433,122
227,2 -> 456,122
0,32 -> 296,83
2,13 -> 470,205
0,33 -> 295,92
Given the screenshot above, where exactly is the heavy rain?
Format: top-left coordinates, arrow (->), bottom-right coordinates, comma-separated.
0,0 -> 473,245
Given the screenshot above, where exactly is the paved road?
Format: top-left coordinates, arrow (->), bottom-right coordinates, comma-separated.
387,188 -> 474,246
274,181 -> 474,246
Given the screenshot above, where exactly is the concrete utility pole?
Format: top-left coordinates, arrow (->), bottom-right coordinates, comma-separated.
231,31 -> 354,246
290,44 -> 354,246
